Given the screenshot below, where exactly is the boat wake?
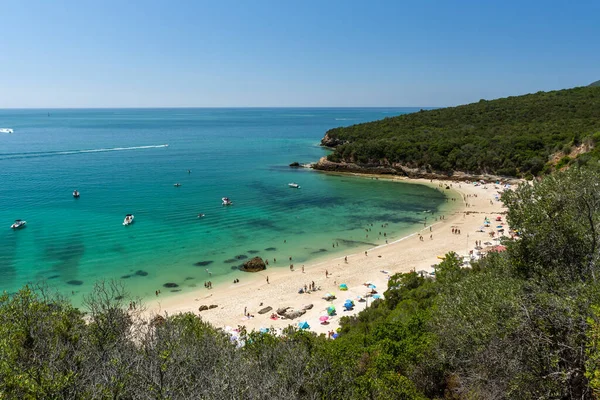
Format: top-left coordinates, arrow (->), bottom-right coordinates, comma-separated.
0,144 -> 169,160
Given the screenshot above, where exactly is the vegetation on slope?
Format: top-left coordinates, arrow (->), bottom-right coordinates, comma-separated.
590,80 -> 600,87
324,86 -> 600,177
4,166 -> 600,398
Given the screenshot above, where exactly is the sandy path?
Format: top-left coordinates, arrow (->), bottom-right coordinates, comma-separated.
146,176 -> 510,336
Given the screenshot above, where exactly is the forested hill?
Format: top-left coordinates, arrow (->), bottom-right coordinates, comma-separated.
321,86 -> 600,178
590,80 -> 600,87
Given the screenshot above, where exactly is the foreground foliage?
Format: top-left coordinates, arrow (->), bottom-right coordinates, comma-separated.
4,167 -> 600,398
325,86 -> 600,177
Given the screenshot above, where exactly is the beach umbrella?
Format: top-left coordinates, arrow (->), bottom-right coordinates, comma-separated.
372,294 -> 381,299
332,333 -> 339,339
339,283 -> 348,291
259,327 -> 268,334
298,321 -> 310,330
368,284 -> 376,289
319,315 -> 329,322
327,305 -> 336,316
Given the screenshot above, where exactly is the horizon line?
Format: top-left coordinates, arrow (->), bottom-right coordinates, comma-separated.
0,106 -> 440,110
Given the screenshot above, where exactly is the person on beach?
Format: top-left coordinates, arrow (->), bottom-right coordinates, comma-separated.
244,306 -> 247,316
302,265 -> 304,273
266,276 -> 269,284
344,256 -> 347,263
325,270 -> 328,278
365,251 -> 368,256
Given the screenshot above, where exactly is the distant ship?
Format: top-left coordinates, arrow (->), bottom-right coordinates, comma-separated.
288,183 -> 301,189
0,128 -> 13,133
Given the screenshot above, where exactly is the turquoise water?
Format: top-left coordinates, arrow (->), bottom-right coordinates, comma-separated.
0,108 -> 450,303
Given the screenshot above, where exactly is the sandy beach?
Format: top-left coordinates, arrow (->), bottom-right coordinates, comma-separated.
146,176 -> 510,336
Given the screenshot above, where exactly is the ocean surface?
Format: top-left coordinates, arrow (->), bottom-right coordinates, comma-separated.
0,108 -> 452,304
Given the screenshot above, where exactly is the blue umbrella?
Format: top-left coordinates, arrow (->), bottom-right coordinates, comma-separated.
298,321 -> 310,330
372,294 -> 381,299
259,327 -> 268,334
368,284 -> 376,289
332,333 -> 339,339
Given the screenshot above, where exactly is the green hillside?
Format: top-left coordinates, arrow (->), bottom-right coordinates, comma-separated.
590,80 -> 600,87
324,86 -> 600,177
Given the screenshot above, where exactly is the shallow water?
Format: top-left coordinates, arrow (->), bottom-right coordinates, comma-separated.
0,108 -> 450,303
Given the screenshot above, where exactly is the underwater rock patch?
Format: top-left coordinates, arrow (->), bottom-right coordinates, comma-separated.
224,259 -> 237,264
163,282 -> 179,288
66,280 -> 83,286
135,270 -> 148,276
121,275 -> 131,279
235,254 -> 248,260
264,247 -> 277,251
247,250 -> 260,254
194,261 -> 213,267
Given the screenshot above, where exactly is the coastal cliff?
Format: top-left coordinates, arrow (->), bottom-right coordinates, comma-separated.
313,157 -> 520,183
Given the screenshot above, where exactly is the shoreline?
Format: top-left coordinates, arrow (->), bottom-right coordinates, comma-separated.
144,174 -> 508,335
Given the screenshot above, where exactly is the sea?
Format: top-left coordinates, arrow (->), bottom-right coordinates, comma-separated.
0,108 -> 453,304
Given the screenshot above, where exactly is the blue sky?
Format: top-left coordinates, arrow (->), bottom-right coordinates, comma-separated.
0,0 -> 598,107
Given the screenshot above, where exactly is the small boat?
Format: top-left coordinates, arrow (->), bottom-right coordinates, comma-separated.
222,197 -> 233,206
198,213 -> 205,218
11,219 -> 26,229
123,214 -> 134,226
73,190 -> 80,198
0,128 -> 13,134
174,183 -> 181,187
288,183 -> 301,189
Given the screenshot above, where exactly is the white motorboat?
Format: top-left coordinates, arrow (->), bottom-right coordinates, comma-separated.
288,183 -> 300,189
174,183 -> 181,187
123,214 -> 134,226
73,190 -> 80,198
11,219 -> 26,229
0,128 -> 13,134
222,197 -> 233,206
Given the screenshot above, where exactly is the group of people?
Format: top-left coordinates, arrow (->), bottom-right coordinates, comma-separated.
451,227 -> 462,234
204,281 -> 213,289
298,281 -> 317,294
233,278 -> 240,284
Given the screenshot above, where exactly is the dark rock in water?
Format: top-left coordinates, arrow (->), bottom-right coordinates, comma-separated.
289,162 -> 301,167
171,289 -> 181,292
235,254 -> 248,260
163,282 -> 179,288
258,306 -> 273,315
231,265 -> 241,270
224,259 -> 237,264
248,250 -> 260,254
47,275 -> 60,280
194,261 -> 213,267
135,270 -> 148,277
209,304 -> 218,309
240,257 -> 266,273
184,276 -> 194,281
115,295 -> 124,300
121,275 -> 132,279
67,280 -> 83,286
264,247 -> 277,251
199,305 -> 209,312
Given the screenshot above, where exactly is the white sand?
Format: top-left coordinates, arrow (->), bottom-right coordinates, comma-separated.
146,176 -> 510,336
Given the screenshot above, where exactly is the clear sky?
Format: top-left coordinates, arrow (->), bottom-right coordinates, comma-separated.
0,0 -> 598,108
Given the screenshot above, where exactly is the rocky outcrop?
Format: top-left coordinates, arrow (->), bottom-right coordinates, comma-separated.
289,162 -> 301,167
313,157 -> 521,184
258,306 -> 273,315
320,133 -> 347,148
198,305 -> 209,312
275,306 -> 306,319
240,257 -> 267,272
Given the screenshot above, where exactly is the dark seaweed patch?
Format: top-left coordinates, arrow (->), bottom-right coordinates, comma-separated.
163,282 -> 179,288
224,259 -> 237,264
247,250 -> 260,254
184,276 -> 194,281
47,275 -> 60,280
235,255 -> 248,260
311,248 -> 328,254
66,280 -> 83,286
121,275 -> 132,279
135,270 -> 148,277
194,261 -> 213,267
264,247 -> 277,251
170,289 -> 182,292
